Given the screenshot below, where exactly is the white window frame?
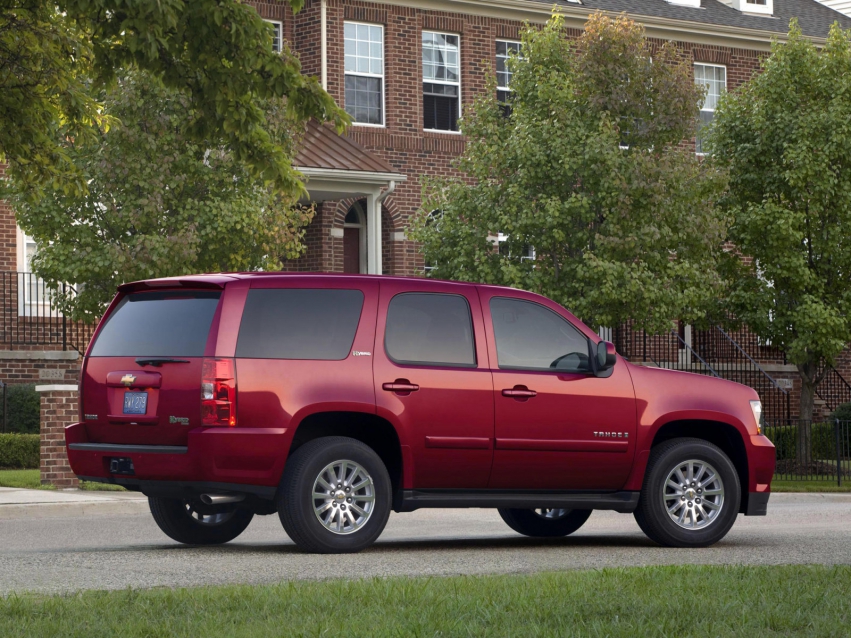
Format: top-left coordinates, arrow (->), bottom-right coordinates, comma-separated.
344,21 -> 385,128
422,30 -> 462,134
495,39 -> 522,102
733,0 -> 773,15
694,62 -> 726,156
266,19 -> 283,53
14,227 -> 59,317
493,232 -> 536,262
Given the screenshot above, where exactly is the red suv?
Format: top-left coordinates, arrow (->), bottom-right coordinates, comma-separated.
66,274 -> 775,553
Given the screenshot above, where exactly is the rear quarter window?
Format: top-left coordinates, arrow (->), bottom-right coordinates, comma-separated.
236,289 -> 364,360
90,291 -> 221,357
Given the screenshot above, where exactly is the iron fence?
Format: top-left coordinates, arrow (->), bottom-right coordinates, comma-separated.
0,271 -> 95,353
613,323 -> 791,421
814,365 -> 851,415
763,420 -> 850,485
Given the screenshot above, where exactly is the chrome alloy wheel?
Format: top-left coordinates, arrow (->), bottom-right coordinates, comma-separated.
184,501 -> 236,526
662,459 -> 725,530
534,508 -> 569,520
312,459 -> 375,535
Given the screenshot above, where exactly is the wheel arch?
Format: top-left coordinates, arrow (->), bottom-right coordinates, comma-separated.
649,419 -> 750,514
286,411 -> 404,496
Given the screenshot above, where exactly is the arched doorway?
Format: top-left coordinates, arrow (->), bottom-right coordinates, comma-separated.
343,201 -> 367,274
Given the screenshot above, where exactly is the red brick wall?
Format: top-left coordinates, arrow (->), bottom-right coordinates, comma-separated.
39,389 -> 79,488
0,356 -> 80,385
0,164 -> 16,272
261,0 -> 765,277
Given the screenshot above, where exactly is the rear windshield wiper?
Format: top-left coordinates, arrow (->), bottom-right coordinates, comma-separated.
135,358 -> 191,367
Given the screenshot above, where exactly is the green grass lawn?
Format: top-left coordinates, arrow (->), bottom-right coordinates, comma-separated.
0,469 -> 124,491
771,479 -> 850,492
1,565 -> 848,637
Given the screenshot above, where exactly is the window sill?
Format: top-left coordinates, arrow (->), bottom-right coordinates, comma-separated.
423,129 -> 462,135
351,122 -> 386,129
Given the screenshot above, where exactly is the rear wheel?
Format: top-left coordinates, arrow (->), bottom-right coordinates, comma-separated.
149,497 -> 254,545
278,436 -> 392,553
634,438 -> 741,548
498,508 -> 592,538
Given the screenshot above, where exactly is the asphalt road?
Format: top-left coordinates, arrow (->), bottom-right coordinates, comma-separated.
1,493 -> 849,594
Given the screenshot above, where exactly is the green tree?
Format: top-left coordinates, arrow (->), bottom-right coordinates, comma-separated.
10,71 -> 314,321
0,0 -> 346,199
410,13 -> 728,334
709,21 -> 851,438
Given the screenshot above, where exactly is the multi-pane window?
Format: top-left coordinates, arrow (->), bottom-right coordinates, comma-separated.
496,40 -> 521,106
423,31 -> 460,132
694,63 -> 726,154
345,22 -> 384,126
266,20 -> 282,53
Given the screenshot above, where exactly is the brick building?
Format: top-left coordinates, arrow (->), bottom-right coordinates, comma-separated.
2,0 -> 851,419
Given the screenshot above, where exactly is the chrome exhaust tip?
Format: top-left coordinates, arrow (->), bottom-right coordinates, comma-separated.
199,494 -> 245,505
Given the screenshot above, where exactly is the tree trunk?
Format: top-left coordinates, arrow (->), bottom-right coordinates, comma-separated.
796,363 -> 816,467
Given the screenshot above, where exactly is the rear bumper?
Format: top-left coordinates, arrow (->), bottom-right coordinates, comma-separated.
65,422 -> 289,491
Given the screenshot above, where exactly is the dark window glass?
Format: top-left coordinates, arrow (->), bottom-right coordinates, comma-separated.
345,75 -> 383,125
385,293 -> 475,367
90,291 -> 220,357
423,83 -> 459,131
490,298 -> 591,372
236,289 -> 364,360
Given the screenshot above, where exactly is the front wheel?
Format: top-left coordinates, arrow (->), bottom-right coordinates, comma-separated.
149,497 -> 254,545
498,508 -> 592,538
634,438 -> 741,548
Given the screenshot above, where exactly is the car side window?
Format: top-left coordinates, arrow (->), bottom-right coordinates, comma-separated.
490,297 -> 591,373
385,293 -> 476,367
236,289 -> 364,360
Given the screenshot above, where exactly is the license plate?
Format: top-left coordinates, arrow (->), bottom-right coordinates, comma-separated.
123,391 -> 148,415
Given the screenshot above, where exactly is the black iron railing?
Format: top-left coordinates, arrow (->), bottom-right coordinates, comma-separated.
613,323 -> 791,421
0,271 -> 95,353
815,365 -> 851,414
763,420 -> 850,485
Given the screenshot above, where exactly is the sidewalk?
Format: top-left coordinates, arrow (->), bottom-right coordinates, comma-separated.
0,487 -> 150,520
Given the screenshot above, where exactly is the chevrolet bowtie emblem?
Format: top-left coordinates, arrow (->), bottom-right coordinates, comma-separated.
120,374 -> 136,387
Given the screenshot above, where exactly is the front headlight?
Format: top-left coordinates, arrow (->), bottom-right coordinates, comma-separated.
749,400 -> 763,434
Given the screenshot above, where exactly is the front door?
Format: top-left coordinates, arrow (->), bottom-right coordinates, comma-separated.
479,289 -> 637,491
373,281 -> 494,489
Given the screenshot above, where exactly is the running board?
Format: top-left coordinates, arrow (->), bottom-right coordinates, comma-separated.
396,489 -> 639,513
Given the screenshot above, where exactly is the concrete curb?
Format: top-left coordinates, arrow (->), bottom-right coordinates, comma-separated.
0,499 -> 151,520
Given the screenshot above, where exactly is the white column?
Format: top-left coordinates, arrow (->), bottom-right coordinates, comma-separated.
366,189 -> 382,275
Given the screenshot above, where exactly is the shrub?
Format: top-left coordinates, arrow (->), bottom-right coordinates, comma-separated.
2,383 -> 41,434
829,402 -> 851,423
0,433 -> 40,469
763,422 -> 839,461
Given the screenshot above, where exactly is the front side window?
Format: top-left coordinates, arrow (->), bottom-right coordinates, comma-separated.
345,22 -> 384,126
91,291 -> 221,357
490,298 -> 591,373
236,289 -> 364,360
694,63 -> 726,154
385,293 -> 476,367
423,31 -> 460,131
496,40 -> 521,111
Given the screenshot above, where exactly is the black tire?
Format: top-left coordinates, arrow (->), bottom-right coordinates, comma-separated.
634,437 -> 741,548
149,497 -> 254,545
278,436 -> 392,554
498,508 -> 592,538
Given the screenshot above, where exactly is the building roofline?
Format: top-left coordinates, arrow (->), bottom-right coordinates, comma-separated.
362,0 -> 829,50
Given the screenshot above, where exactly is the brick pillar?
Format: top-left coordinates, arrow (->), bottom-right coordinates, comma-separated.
36,384 -> 79,488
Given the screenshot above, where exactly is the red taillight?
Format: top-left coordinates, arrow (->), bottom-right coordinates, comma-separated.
201,358 -> 237,427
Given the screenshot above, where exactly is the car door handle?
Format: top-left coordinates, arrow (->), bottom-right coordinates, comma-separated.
382,380 -> 420,394
502,386 -> 537,399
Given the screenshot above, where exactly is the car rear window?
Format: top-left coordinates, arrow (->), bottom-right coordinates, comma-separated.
236,289 -> 364,360
90,291 -> 221,357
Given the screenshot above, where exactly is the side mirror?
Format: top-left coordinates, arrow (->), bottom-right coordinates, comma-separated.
596,341 -> 617,374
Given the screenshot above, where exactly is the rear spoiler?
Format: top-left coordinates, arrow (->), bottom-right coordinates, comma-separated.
117,276 -> 238,294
